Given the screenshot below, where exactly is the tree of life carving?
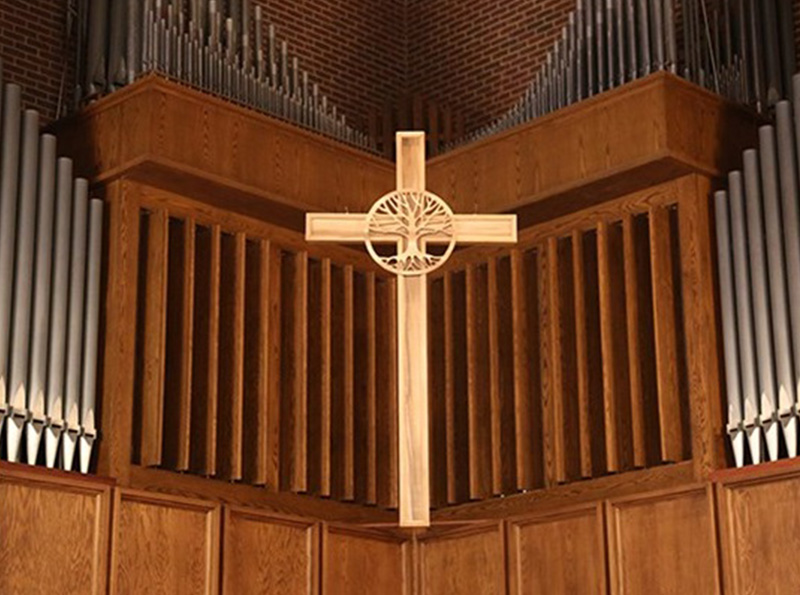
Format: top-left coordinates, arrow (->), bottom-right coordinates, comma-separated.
366,190 -> 456,276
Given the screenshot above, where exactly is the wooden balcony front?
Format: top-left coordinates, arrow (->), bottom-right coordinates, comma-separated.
56,72 -> 758,520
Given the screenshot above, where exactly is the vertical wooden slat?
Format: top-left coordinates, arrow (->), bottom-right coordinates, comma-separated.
175,220 -> 195,470
649,206 -> 683,463
572,229 -> 594,478
429,276 -> 447,508
343,264 -> 355,500
217,232 -> 246,481
547,237 -> 568,484
243,239 -> 271,485
677,175 -> 725,479
140,208 -> 169,467
265,243 -> 282,490
295,252 -> 309,492
487,259 -> 503,495
510,250 -> 533,490
622,215 -> 648,468
597,221 -> 633,473
365,272 -> 377,505
98,180 -> 140,484
538,244 -> 556,487
377,277 -> 398,508
190,224 -> 220,476
443,273 -> 458,504
320,258 -> 332,496
466,264 -> 491,499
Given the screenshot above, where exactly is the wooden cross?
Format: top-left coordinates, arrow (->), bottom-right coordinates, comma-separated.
306,132 -> 517,526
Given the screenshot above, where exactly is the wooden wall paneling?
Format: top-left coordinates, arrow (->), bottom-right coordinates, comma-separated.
606,485 -> 720,595
217,232 -> 246,481
622,214 -> 648,468
163,217 -> 195,471
510,249 -> 535,490
280,250 -> 309,493
139,207 -> 169,467
466,264 -> 492,499
648,206 -> 684,463
98,179 -> 141,483
222,507 -> 319,595
190,224 -> 220,477
243,239 -> 272,485
487,259 -> 504,495
507,504 -> 607,595
353,271 -> 378,504
572,229 -> 594,478
331,264 -> 355,501
494,255 -> 518,494
418,522 -> 507,595
111,488 -> 220,595
0,464 -> 112,595
537,244 -> 556,488
343,265 -> 356,500
323,525 -> 412,595
443,273 -> 458,504
676,175 -> 724,478
717,464 -> 800,594
376,277 -> 399,508
429,276 -> 448,507
597,220 -> 633,473
266,243 -> 283,490
307,258 -> 328,495
449,271 -> 471,503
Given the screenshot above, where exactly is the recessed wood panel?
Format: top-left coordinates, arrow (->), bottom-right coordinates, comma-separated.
419,523 -> 506,595
111,489 -> 220,595
508,504 -> 607,594
607,486 -> 719,595
718,466 -> 800,595
323,525 -> 410,595
222,508 -> 318,595
0,465 -> 111,595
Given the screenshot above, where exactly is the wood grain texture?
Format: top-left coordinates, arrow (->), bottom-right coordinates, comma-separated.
98,179 -> 141,484
607,486 -> 720,595
376,277 -> 399,509
717,462 -> 800,595
648,206 -> 683,463
508,504 -> 607,595
418,523 -> 506,595
190,224 -> 220,477
139,208 -> 169,467
510,250 -> 534,490
572,230 -> 594,478
323,525 -> 411,595
0,465 -> 111,595
222,507 -> 318,595
111,489 -> 220,595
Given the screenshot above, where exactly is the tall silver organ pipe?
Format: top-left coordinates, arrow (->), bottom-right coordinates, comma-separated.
0,71 -> 106,471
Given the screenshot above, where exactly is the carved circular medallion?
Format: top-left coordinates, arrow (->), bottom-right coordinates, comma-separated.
365,190 -> 456,276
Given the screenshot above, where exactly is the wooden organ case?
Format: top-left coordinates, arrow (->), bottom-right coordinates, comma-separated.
4,71 -> 800,595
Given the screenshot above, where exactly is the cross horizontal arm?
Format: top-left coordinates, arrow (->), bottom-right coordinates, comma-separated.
451,214 -> 518,244
305,213 -> 368,242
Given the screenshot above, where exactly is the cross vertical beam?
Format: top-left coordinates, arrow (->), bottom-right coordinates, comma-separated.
395,132 -> 430,526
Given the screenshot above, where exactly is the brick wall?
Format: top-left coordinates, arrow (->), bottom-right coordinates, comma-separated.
1,0 -> 800,130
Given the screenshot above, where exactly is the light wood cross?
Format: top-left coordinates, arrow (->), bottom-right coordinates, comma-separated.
306,132 -> 517,526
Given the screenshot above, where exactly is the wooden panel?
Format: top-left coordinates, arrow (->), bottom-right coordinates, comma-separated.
538,243 -> 556,487
572,230 -> 593,478
508,504 -> 607,595
597,221 -> 632,473
111,489 -> 220,595
649,206 -> 683,462
510,250 -> 534,490
717,464 -> 800,595
242,239 -> 273,485
354,272 -> 378,505
429,276 -> 448,507
164,217 -> 195,471
466,264 -> 492,499
217,232 -> 246,481
323,525 -> 411,595
308,258 -> 330,496
331,264 -> 355,500
0,465 -> 111,595
376,277 -> 398,508
607,486 -> 720,595
222,507 -> 318,595
281,251 -> 309,493
493,256 -> 517,494
139,208 -> 169,467
190,224 -> 220,476
419,523 -> 506,595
